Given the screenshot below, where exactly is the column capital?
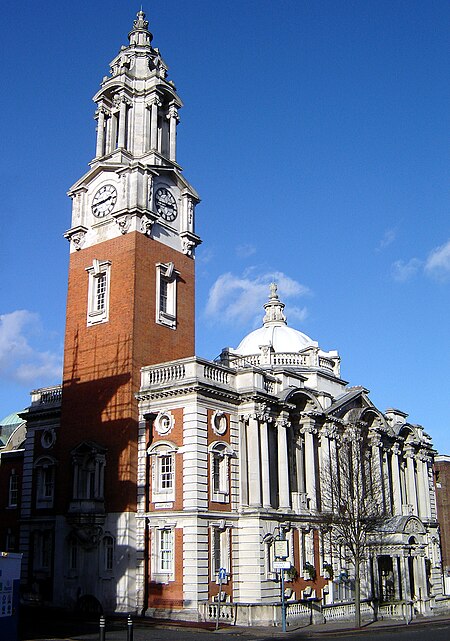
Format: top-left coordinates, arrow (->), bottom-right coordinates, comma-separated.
95,105 -> 110,118
300,423 -> 317,436
320,423 -> 338,440
369,433 -> 383,448
146,96 -> 162,108
391,442 -> 402,456
275,417 -> 290,429
167,104 -> 180,121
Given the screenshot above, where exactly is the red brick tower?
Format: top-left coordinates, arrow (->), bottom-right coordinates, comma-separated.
54,11 -> 200,610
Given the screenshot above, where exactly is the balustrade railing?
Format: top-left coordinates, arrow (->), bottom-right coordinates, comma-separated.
31,385 -> 62,406
146,363 -> 185,385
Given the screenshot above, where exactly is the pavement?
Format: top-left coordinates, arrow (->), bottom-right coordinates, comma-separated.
18,608 -> 450,641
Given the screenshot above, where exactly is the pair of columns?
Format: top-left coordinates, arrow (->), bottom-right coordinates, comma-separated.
240,413 -> 290,510
240,413 -> 318,512
390,445 -> 431,518
148,99 -> 178,160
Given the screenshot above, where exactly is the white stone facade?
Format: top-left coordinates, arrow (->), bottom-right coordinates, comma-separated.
136,287 -> 446,623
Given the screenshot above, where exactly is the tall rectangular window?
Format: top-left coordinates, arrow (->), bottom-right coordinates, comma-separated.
210,526 -> 229,581
8,473 -> 18,508
212,528 -> 221,574
159,278 -> 168,314
95,272 -> 107,312
86,259 -> 111,326
160,455 -> 173,490
103,535 -> 114,571
156,262 -> 178,329
159,529 -> 173,573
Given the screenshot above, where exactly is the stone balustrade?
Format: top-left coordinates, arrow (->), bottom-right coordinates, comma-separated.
227,351 -> 337,374
30,385 -> 62,406
140,357 -> 233,392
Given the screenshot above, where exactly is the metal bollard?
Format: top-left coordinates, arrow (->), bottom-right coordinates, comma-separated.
99,614 -> 106,641
127,614 -> 134,641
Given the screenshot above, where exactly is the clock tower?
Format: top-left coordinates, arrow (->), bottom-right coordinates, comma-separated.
55,10 -> 200,598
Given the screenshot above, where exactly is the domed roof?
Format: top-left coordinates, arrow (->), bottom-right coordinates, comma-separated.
233,284 -> 318,356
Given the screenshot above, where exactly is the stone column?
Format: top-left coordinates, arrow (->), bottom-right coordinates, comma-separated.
276,417 -> 291,510
117,98 -> 128,149
405,448 -> 418,515
95,107 -> 106,157
391,444 -> 402,516
295,434 -> 306,493
301,420 -> 317,511
259,418 -> 271,508
422,456 -> 432,518
417,452 -> 432,518
150,97 -> 161,150
370,435 -> 384,511
382,447 -> 392,513
239,416 -> 249,507
167,104 -> 179,162
247,415 -> 262,507
393,556 -> 401,599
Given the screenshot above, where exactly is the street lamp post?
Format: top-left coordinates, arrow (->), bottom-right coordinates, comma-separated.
273,526 -> 290,633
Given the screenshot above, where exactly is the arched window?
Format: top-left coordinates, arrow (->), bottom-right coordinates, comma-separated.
209,442 -> 232,503
103,535 -> 114,572
148,441 -> 177,503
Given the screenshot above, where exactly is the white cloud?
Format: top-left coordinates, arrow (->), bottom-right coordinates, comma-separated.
391,258 -> 422,282
235,243 -> 257,258
425,239 -> 450,279
0,310 -> 62,386
376,228 -> 397,252
205,271 -> 309,326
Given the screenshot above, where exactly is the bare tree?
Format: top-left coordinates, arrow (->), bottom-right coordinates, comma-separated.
320,422 -> 386,628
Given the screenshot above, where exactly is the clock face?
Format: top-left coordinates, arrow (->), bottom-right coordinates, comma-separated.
92,184 -> 117,218
155,187 -> 178,222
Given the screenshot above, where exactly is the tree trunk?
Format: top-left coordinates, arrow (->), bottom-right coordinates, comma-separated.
354,557 -> 361,628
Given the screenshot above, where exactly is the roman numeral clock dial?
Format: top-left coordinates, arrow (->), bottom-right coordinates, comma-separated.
155,187 -> 178,222
92,184 -> 117,217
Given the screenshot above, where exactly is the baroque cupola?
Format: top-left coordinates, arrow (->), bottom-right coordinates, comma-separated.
65,9 -> 200,258
219,284 -> 341,377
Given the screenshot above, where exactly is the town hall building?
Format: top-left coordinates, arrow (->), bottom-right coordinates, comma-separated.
0,10 -> 448,626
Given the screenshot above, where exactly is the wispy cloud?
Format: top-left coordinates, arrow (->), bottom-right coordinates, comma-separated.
235,243 -> 257,258
205,271 -> 309,326
0,310 -> 62,386
392,238 -> 450,283
391,258 -> 422,282
424,239 -> 450,280
376,228 -> 397,252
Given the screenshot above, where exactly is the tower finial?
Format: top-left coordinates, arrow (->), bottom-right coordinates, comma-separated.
262,283 -> 287,326
129,9 -> 153,46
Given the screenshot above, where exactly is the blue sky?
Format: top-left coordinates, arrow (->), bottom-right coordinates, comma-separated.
1,1 -> 449,453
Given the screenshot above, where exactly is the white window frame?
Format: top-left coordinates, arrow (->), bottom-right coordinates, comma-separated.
86,259 -> 111,326
151,526 -> 175,582
156,262 -> 178,329
210,524 -> 230,582
148,442 -> 177,504
8,472 -> 18,508
209,442 -> 231,503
